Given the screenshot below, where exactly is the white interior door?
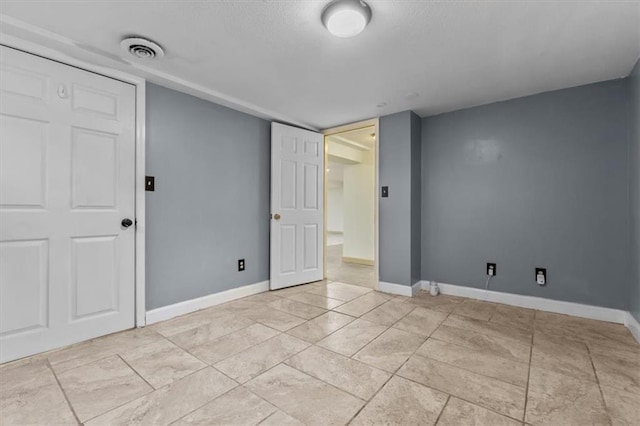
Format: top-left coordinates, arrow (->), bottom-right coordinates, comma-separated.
270,123 -> 324,290
0,46 -> 136,363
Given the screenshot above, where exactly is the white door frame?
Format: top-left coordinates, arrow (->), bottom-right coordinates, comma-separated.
322,118 -> 380,290
0,35 -> 147,327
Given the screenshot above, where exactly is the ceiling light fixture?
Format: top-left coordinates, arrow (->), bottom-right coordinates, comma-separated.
321,0 -> 372,38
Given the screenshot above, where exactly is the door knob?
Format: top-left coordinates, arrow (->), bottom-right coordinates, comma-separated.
121,218 -> 134,228
273,213 -> 281,220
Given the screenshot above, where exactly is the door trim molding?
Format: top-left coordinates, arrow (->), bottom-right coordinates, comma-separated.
146,280 -> 270,325
134,82 -> 146,327
322,118 -> 380,291
420,281 -> 627,325
1,34 -> 148,327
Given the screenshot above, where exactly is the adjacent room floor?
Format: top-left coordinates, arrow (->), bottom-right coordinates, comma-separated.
326,238 -> 376,289
1,281 -> 638,425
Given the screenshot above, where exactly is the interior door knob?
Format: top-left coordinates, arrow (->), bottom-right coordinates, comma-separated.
121,218 -> 133,228
273,213 -> 281,220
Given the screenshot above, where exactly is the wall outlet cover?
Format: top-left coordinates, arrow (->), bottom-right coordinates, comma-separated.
238,259 -> 245,271
536,267 -> 547,285
486,262 -> 496,276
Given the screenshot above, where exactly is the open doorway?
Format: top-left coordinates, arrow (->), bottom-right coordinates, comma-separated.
324,120 -> 378,289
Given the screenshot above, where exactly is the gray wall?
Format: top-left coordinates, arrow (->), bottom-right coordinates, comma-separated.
146,83 -> 270,310
421,79 -> 630,309
630,59 -> 640,321
379,111 -> 421,286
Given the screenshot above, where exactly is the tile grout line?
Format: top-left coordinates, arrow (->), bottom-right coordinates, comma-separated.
280,283 -> 356,306
45,359 -> 82,425
284,312 -> 359,344
201,360 -> 244,387
395,372 -> 526,425
348,310 -> 447,363
344,327 -> 391,361
305,285 -> 374,301
433,394 -> 452,425
332,296 -> 392,318
237,352 -> 358,425
227,294 -> 392,423
178,326 -> 284,366
256,410 -> 282,425
283,344 -> 392,403
206,333 -> 289,382
117,353 -> 156,390
51,351 -> 116,376
154,314 -> 264,351
239,386 -> 279,422
408,343 -> 529,388
161,319 -> 258,354
522,311 -> 538,424
426,329 -> 529,363
343,299 -> 447,361
80,363 -> 217,424
210,332 -> 312,385
585,344 -> 614,426
393,309 -> 535,425
46,329 -> 161,374
281,357 -> 371,404
344,367 -> 396,425
360,299 -> 420,328
266,302 -> 328,321
167,381 -> 258,425
346,310 -> 454,425
438,317 -> 533,351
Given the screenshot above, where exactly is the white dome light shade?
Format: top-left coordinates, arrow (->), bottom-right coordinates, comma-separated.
326,9 -> 366,37
321,0 -> 372,38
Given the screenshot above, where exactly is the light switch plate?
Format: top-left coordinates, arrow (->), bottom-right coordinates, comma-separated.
145,176 -> 155,191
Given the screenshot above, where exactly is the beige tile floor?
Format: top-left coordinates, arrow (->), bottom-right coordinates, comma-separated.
2,281 -> 639,425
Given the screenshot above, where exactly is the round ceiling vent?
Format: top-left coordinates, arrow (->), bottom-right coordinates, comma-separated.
120,37 -> 164,60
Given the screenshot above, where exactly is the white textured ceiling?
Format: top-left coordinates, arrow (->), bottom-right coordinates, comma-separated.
1,1 -> 638,129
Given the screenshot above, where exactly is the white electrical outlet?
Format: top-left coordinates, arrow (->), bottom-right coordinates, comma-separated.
487,263 -> 496,276
536,268 -> 547,286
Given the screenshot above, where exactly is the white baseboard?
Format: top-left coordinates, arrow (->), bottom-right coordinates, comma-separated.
146,280 -> 270,325
420,281 -> 627,325
379,281 -> 421,297
625,312 -> 640,344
